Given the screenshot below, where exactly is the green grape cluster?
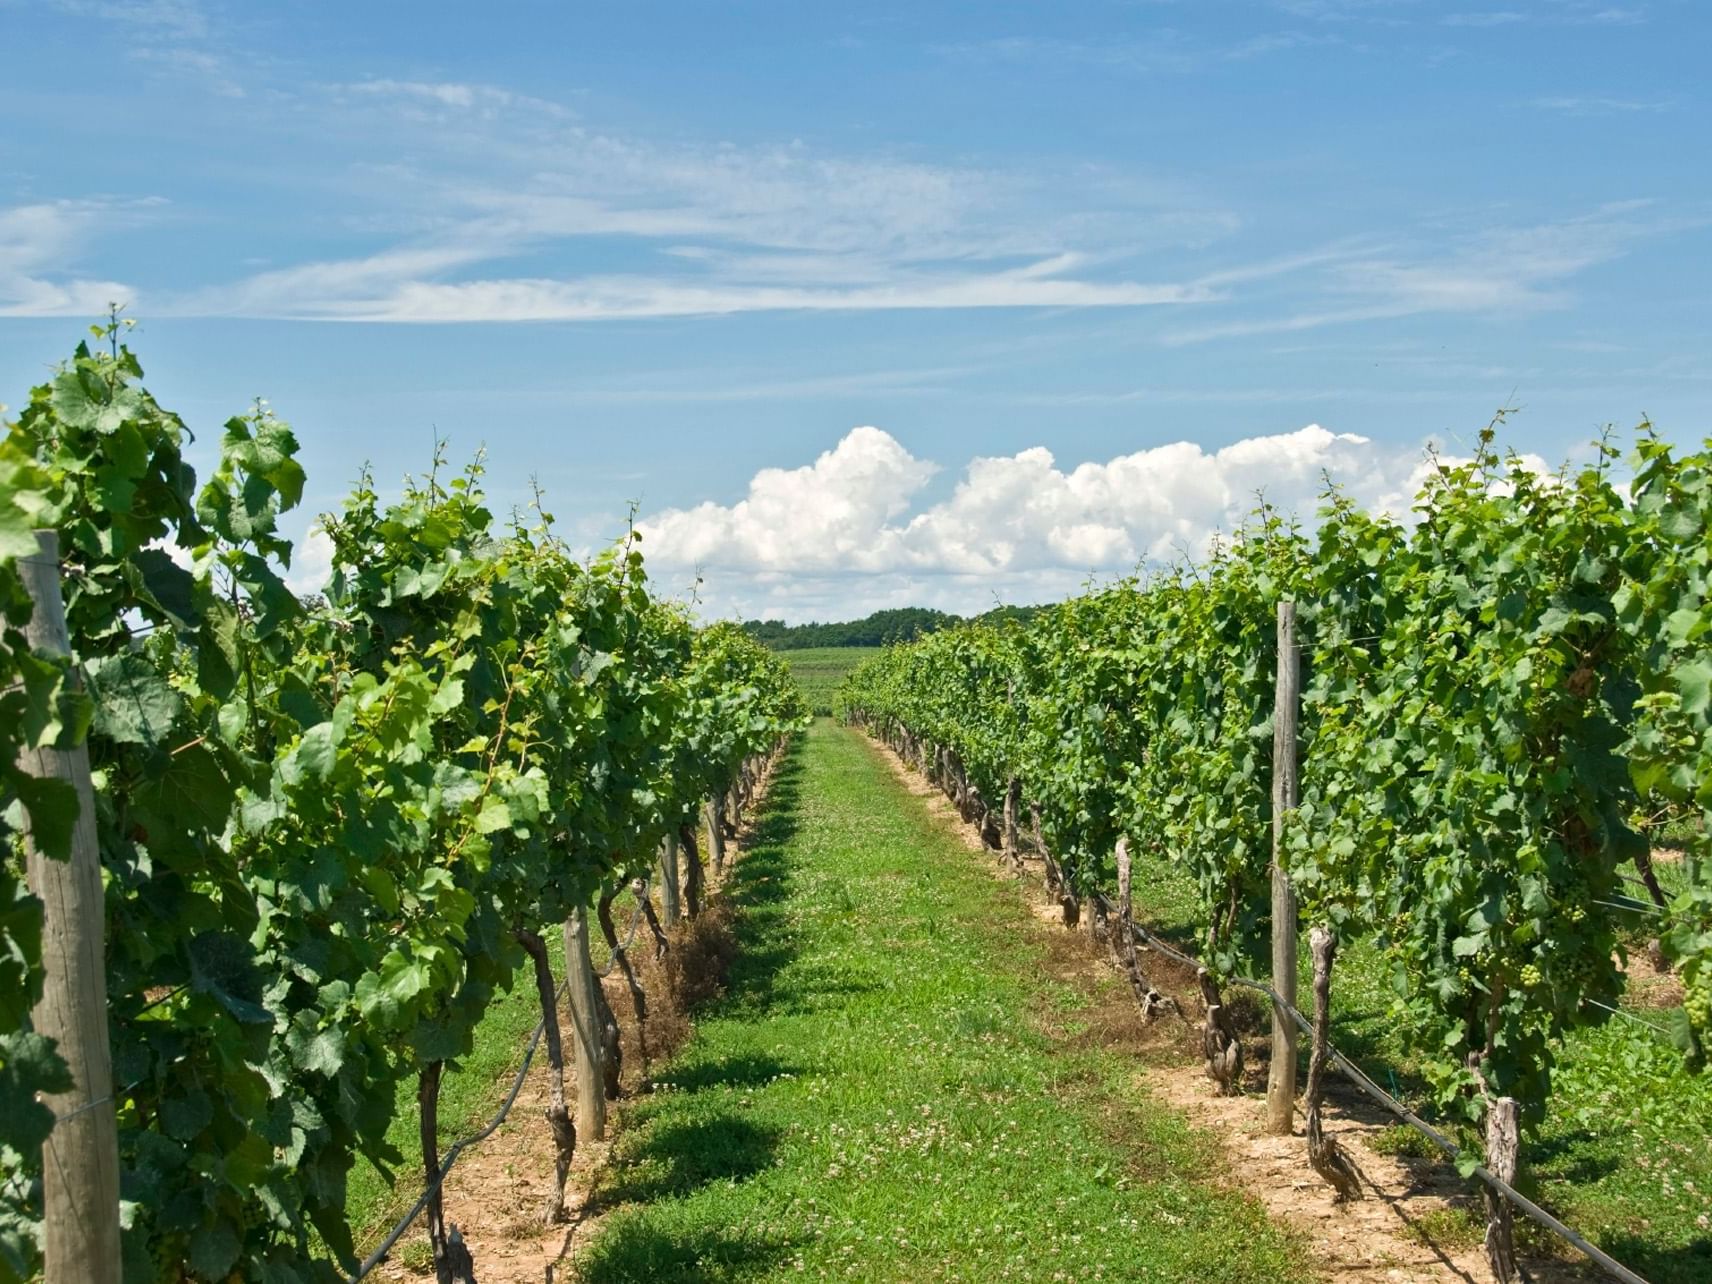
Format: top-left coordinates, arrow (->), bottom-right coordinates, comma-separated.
1687,975 -> 1712,1036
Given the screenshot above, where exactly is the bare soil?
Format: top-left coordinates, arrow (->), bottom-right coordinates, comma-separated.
366,756 -> 783,1283
871,736 -> 1599,1284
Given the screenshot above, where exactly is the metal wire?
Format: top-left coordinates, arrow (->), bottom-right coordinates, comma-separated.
1592,896 -> 1669,918
1582,997 -> 1678,1040
1082,894 -> 1653,1284
347,874 -> 656,1281
348,972 -> 568,1283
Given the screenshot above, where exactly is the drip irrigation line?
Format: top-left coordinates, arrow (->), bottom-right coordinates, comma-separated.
348,974 -> 569,1283
1582,997 -> 1678,1040
1592,896 -> 1668,918
348,878 -> 652,1284
1078,884 -> 1651,1284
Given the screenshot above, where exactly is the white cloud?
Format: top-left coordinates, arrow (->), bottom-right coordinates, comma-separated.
1164,203 -> 1695,344
1442,11 -> 1528,26
642,427 -> 939,573
222,260 -> 1209,323
61,73 -> 1235,323
639,424 -> 1485,620
50,0 -> 208,38
1532,94 -> 1671,114
285,523 -> 333,597
0,200 -> 143,316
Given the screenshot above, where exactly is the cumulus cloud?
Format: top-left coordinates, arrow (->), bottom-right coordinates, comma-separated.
639,424 -> 1489,620
285,523 -> 334,597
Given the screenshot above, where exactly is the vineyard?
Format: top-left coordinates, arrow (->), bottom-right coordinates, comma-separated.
3,319 -> 1710,1284
0,321 -> 806,1284
839,424 -> 1712,1283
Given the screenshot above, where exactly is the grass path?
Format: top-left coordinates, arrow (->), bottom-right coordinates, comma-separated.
570,720 -> 1305,1283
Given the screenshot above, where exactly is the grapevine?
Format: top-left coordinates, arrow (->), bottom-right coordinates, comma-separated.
0,323 -> 806,1282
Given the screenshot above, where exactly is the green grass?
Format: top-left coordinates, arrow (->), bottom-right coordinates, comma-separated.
1121,843 -> 1712,1282
779,647 -> 873,716
344,952 -> 561,1249
571,720 -> 1307,1283
344,886 -> 660,1252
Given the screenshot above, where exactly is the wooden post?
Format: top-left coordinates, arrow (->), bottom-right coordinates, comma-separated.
1266,600 -> 1301,1136
704,797 -> 726,877
18,531 -> 121,1284
1003,777 -> 1020,872
659,833 -> 681,928
562,908 -> 606,1141
1484,1097 -> 1520,1283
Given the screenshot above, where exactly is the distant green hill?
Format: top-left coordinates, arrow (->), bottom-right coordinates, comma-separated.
742,604 -> 1040,651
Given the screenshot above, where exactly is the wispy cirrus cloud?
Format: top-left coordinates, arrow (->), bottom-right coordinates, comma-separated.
1163,202 -> 1696,344
0,199 -> 149,317
108,74 -> 1239,323
1281,0 -> 1646,23
2,56 -> 1693,335
48,0 -> 208,38
1441,11 -> 1529,26
937,29 -> 1342,75
191,257 -> 1210,323
1532,94 -> 1673,114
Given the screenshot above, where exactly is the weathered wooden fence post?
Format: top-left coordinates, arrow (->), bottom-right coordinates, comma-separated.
1003,777 -> 1020,872
18,531 -> 121,1284
1267,600 -> 1301,1136
1484,1096 -> 1521,1283
704,796 -> 727,877
659,832 -> 682,927
563,908 -> 607,1141
1113,837 -> 1168,1020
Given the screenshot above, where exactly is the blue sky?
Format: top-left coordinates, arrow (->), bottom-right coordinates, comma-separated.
2,0 -> 1707,619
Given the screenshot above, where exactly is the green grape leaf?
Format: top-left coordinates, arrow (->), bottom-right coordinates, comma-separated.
85,652 -> 181,747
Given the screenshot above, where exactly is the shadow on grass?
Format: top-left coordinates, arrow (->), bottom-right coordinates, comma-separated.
1585,1232 -> 1712,1284
1527,1128 -> 1623,1186
577,741 -> 811,1244
597,1112 -> 784,1205
656,1050 -> 806,1094
573,1214 -> 800,1284
697,749 -> 827,1021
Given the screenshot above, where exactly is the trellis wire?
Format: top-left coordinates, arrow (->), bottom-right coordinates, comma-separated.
1081,883 -> 1652,1284
347,888 -> 651,1282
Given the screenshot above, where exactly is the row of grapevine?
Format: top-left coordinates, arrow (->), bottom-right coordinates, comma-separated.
0,320 -> 807,1284
839,424 -> 1710,1281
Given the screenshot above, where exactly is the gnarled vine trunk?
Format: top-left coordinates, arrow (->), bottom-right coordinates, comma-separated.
1112,839 -> 1170,1021
1304,926 -> 1360,1201
515,927 -> 576,1223
679,821 -> 704,918
599,881 -> 651,1086
635,875 -> 670,960
419,1062 -> 477,1283
1198,968 -> 1242,1095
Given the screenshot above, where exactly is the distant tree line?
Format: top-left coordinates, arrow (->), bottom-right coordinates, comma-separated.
742,604 -> 1041,650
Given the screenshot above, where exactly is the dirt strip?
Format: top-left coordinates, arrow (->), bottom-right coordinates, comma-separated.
365,753 -> 785,1284
867,733 -> 1596,1284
